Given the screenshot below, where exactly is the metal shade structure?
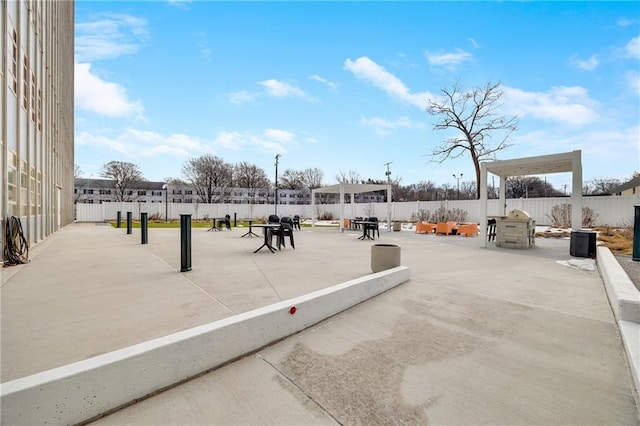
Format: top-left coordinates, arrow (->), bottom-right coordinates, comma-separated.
311,183 -> 392,232
479,150 -> 582,247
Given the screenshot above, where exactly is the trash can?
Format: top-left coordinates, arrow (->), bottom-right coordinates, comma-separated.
371,244 -> 401,273
570,230 -> 596,258
392,222 -> 401,232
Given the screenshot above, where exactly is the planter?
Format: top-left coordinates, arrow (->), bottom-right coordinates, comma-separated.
392,222 -> 402,232
371,244 -> 401,273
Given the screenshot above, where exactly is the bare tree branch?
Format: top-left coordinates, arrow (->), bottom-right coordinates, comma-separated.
427,80 -> 518,198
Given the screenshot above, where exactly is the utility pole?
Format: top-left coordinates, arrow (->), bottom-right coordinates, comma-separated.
384,162 -> 393,184
274,154 -> 280,215
453,173 -> 463,200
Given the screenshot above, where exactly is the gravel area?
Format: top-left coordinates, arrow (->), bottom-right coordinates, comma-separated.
614,254 -> 640,292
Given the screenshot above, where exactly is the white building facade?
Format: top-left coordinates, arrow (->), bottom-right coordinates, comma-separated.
1,0 -> 75,253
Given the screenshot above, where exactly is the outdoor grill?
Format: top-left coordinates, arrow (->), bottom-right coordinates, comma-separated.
496,209 -> 535,249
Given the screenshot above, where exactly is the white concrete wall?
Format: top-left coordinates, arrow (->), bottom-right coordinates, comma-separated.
0,266 -> 410,426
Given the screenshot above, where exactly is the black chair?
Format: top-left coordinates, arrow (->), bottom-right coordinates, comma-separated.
268,214 -> 280,224
487,218 -> 497,242
365,217 -> 379,239
217,214 -> 231,231
292,215 -> 301,230
271,218 -> 295,250
353,217 -> 363,230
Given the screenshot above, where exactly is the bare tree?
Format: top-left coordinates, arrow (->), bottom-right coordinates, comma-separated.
182,155 -> 233,203
584,177 -> 622,195
100,161 -> 145,202
427,80 -> 518,199
335,170 -> 361,184
233,161 -> 270,204
279,169 -> 305,190
301,167 -> 324,189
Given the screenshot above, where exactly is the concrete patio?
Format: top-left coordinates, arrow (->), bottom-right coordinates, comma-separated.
1,222 -> 638,425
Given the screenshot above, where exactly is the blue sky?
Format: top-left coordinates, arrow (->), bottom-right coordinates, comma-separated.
74,1 -> 640,193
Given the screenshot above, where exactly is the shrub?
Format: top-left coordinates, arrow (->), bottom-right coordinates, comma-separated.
546,204 -> 599,228
319,212 -> 334,220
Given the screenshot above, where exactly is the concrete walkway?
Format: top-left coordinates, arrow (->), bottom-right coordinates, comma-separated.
1,223 -> 638,424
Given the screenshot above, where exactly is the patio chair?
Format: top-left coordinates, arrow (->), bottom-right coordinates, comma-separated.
268,214 -> 280,224
292,215 -> 301,230
457,223 -> 479,237
353,217 -> 363,229
435,222 -> 456,235
365,217 -> 379,239
271,221 -> 295,250
217,214 -> 232,231
487,219 -> 497,242
415,222 -> 436,234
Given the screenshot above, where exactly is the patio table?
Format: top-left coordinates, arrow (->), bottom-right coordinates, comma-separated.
252,224 -> 281,253
241,219 -> 259,238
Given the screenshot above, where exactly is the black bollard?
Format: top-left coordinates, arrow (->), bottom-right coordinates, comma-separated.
141,212 -> 148,244
633,205 -> 640,261
117,211 -> 122,228
234,212 -> 237,227
180,214 -> 192,272
126,212 -> 132,235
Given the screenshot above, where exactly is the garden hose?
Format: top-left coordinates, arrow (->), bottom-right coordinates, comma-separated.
3,216 -> 29,266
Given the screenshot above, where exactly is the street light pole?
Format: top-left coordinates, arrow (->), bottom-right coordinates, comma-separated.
274,154 -> 280,215
453,173 -> 463,200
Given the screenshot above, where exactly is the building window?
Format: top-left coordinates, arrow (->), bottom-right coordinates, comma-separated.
138,190 -> 147,196
31,72 -> 36,122
37,88 -> 42,131
22,54 -> 28,110
83,189 -> 94,194
99,189 -> 111,195
151,191 -> 162,196
9,29 -> 18,94
185,190 -> 192,194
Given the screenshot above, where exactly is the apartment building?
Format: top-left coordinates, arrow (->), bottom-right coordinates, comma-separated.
1,1 -> 75,254
74,178 -> 313,205
74,178 -> 386,206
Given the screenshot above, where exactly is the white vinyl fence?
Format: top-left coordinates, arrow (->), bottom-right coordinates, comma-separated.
76,195 -> 639,227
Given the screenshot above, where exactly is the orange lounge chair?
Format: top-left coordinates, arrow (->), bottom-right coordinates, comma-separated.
457,223 -> 479,237
435,222 -> 456,235
415,222 -> 436,234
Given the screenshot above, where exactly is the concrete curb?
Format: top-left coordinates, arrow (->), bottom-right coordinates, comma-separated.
597,246 -> 640,322
1,266 -> 410,426
596,246 -> 640,403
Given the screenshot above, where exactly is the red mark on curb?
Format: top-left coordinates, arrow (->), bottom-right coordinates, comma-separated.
289,306 -> 297,315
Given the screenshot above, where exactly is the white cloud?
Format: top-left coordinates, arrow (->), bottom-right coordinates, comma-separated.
76,129 -> 203,158
75,13 -> 148,62
503,85 -> 599,127
309,75 -> 338,91
625,36 -> 640,60
571,54 -> 599,71
344,56 -> 432,108
468,38 -> 481,49
626,70 -> 640,95
618,18 -> 639,27
211,128 -> 300,154
425,49 -> 473,70
168,0 -> 192,9
258,79 -> 306,98
360,116 -> 423,136
227,91 -> 258,106
75,63 -> 144,118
